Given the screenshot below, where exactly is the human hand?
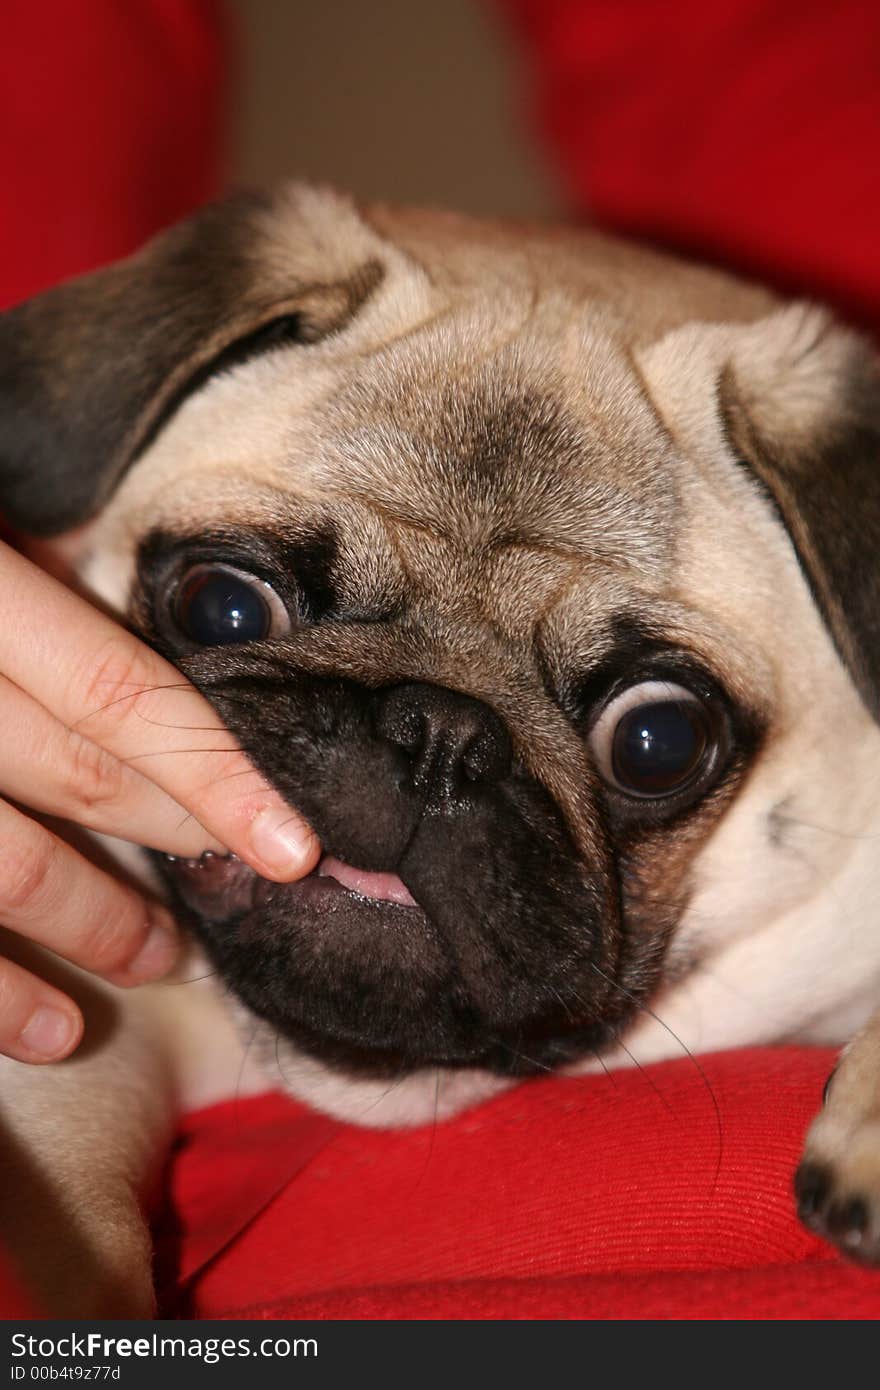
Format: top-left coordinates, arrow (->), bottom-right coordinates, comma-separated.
0,541 -> 320,1064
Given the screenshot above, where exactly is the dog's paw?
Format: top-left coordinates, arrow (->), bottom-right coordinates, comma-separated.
796,1018 -> 880,1264
795,1119 -> 880,1263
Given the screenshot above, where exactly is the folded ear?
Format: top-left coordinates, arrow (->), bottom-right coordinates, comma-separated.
0,185 -> 383,534
719,305 -> 880,720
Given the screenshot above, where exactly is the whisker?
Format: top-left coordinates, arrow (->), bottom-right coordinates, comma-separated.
191,766 -> 263,787
353,1067 -> 411,1120
498,1039 -> 555,1074
609,1028 -> 677,1121
265,811 -> 314,840
274,1033 -> 289,1091
168,765 -> 271,835
74,681 -> 194,730
122,745 -> 240,764
591,1047 -> 619,1089
158,971 -> 219,986
227,1022 -> 261,1140
561,974 -> 675,1114
126,719 -> 240,735
546,981 -> 578,1023
587,961 -> 724,1191
412,1068 -> 443,1194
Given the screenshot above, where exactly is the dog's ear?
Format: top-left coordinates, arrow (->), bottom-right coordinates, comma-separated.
0,186 -> 383,534
719,306 -> 880,720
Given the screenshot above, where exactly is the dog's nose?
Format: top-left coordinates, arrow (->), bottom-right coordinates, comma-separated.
375,683 -> 512,794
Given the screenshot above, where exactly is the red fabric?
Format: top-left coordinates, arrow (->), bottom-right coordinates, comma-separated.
143,1049 -> 879,1319
501,0 -> 880,327
0,0 -> 230,309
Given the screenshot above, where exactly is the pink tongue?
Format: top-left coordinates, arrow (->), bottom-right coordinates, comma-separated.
318,855 -> 418,907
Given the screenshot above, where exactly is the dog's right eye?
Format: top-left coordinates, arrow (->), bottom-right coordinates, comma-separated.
589,679 -> 722,800
172,564 -> 291,646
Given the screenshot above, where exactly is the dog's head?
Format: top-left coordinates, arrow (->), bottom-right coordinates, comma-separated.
3,185 -> 880,1121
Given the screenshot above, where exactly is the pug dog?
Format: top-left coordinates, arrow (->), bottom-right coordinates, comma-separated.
1,184 -> 879,1316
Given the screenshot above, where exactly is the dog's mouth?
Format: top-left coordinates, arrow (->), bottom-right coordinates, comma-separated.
163,849 -> 419,919
155,794 -> 623,1077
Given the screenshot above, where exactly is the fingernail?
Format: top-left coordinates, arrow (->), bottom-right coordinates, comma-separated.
125,909 -> 179,982
20,1005 -> 80,1060
248,807 -> 319,878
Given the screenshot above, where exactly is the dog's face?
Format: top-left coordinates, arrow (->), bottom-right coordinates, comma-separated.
4,185 -> 880,1123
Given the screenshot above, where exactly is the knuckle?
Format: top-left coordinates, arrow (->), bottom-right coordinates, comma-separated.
0,834 -> 58,914
75,636 -> 158,737
60,732 -> 126,819
76,899 -> 150,977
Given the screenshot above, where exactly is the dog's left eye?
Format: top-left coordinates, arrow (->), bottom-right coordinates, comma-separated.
172,564 -> 291,646
589,680 -> 720,799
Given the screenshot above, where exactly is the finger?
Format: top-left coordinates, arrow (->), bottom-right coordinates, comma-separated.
0,545 -> 319,880
0,954 -> 83,1063
0,797 -> 178,986
0,674 -> 226,857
